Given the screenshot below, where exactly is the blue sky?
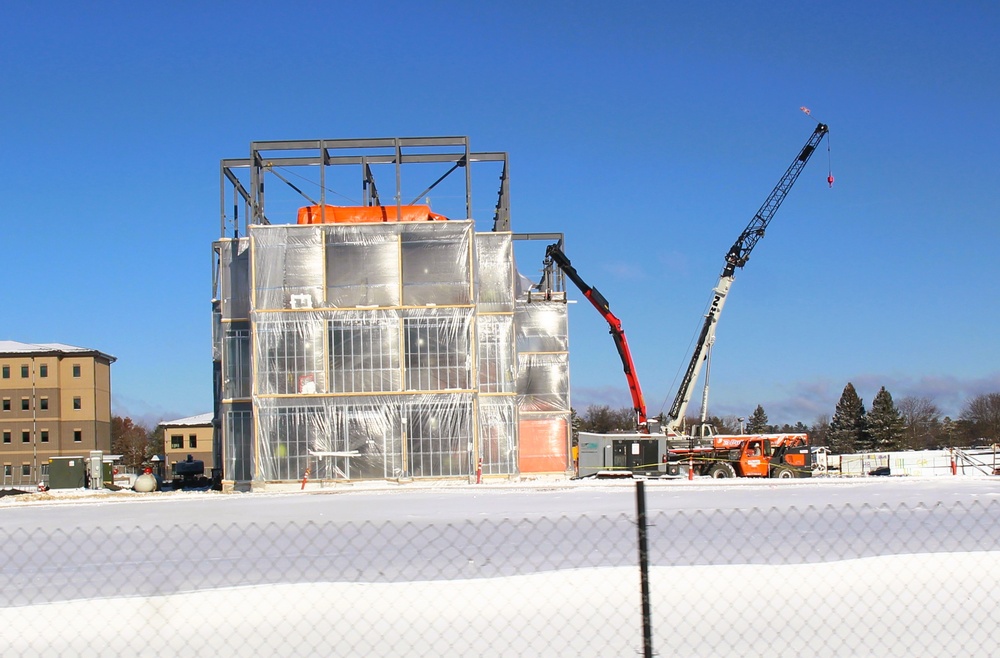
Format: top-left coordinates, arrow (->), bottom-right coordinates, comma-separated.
2,1 -> 998,427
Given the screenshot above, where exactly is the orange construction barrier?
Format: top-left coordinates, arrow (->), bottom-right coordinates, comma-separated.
296,204 -> 449,225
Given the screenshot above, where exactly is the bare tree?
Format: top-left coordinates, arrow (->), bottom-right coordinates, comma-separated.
960,392 -> 1000,443
897,396 -> 941,450
578,405 -> 635,434
810,415 -> 831,447
111,416 -> 151,470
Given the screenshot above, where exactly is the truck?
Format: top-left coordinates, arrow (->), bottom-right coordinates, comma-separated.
665,433 -> 813,479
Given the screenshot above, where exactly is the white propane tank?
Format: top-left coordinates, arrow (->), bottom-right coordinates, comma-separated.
133,473 -> 157,493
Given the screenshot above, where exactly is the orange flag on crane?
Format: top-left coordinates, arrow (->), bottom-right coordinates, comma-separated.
800,106 -> 812,116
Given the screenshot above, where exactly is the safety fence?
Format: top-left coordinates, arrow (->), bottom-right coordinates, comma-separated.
1,489 -> 998,657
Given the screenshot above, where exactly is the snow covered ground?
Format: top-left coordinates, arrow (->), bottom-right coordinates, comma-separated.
1,476 -> 998,657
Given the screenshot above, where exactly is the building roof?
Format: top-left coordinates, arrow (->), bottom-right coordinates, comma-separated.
0,340 -> 117,363
160,412 -> 214,427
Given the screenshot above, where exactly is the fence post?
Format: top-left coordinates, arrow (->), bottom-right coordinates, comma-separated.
636,480 -> 654,658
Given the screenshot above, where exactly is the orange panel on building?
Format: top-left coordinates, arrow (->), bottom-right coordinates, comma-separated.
518,417 -> 568,473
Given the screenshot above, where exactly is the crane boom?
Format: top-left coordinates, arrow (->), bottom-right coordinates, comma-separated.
544,244 -> 653,433
665,122 -> 829,435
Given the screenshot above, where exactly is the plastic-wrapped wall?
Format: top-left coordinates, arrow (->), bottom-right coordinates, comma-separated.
214,219 -> 569,483
515,301 -> 571,473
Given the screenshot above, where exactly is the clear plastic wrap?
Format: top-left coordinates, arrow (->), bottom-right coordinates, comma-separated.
478,396 -> 517,475
219,219 -> 570,482
516,352 -> 570,412
325,226 -> 400,308
219,238 -> 250,320
254,394 -> 474,481
329,309 -> 401,393
477,314 -> 515,393
400,223 -> 472,306
222,321 -> 251,400
402,307 -> 473,391
223,401 -> 254,482
474,233 -> 514,312
515,302 -> 569,353
253,312 -> 328,395
253,226 -> 324,310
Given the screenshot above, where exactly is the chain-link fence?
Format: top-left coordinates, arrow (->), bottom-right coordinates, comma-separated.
1,486 -> 998,657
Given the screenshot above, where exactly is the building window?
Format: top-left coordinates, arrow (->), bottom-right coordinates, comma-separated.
189,435 -> 197,449
41,464 -> 49,477
2,399 -> 9,412
21,464 -> 30,477
73,397 -> 82,410
21,365 -> 28,378
40,430 -> 49,443
22,431 -> 30,443
171,435 -> 183,449
40,398 -> 48,411
73,430 -> 82,442
1,365 -> 8,378
2,431 -> 9,444
403,314 -> 471,391
39,364 -> 48,378
21,398 -> 29,411
3,465 -> 10,477
73,364 -> 81,378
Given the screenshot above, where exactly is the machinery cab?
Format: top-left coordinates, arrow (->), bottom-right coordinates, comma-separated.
738,439 -> 770,477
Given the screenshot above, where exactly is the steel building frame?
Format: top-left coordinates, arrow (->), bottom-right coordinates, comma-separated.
220,137 -> 510,237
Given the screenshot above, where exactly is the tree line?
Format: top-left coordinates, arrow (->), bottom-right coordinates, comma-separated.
573,386 -> 1000,453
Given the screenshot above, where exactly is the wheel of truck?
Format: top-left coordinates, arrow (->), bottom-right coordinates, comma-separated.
772,465 -> 795,479
707,462 -> 736,478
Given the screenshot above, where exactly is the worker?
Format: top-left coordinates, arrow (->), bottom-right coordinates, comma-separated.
748,443 -> 761,457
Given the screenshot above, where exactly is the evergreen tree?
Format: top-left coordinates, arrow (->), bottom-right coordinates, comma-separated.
867,386 -> 904,451
746,405 -> 769,433
829,383 -> 867,454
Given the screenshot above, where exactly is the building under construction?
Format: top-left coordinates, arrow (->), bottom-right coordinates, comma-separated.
212,137 -> 571,488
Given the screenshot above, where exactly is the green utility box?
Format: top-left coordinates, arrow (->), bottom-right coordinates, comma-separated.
48,456 -> 86,489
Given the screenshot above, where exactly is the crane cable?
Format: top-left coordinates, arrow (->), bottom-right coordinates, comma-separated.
827,129 -> 835,188
801,105 -> 834,188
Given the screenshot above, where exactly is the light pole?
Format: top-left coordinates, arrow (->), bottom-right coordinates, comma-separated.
738,417 -> 746,434
31,356 -> 37,484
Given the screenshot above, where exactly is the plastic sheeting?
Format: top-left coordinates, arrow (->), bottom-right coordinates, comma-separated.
515,302 -> 569,353
251,222 -> 473,310
254,394 -> 475,481
218,238 -> 250,320
479,396 -> 518,475
223,402 -> 253,482
516,353 -> 570,413
477,314 -> 515,394
222,322 -> 251,400
474,233 -> 515,313
216,220 -> 569,482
